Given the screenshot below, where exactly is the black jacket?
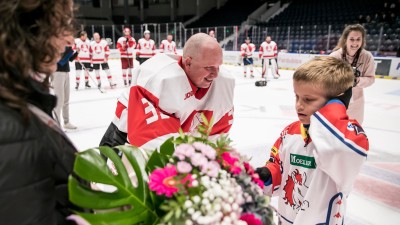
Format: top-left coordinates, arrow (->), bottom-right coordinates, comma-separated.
0,79 -> 77,225
57,46 -> 78,72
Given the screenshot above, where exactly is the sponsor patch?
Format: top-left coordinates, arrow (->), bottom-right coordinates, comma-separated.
290,154 -> 316,169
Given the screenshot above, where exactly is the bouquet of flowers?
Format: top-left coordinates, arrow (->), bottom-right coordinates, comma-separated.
68,116 -> 274,225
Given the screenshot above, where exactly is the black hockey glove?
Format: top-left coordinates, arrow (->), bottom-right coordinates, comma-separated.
255,167 -> 271,183
336,86 -> 352,109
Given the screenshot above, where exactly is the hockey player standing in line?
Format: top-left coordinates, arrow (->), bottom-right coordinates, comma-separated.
117,27 -> 136,86
255,57 -> 368,225
259,36 -> 280,79
240,37 -> 256,78
99,33 -> 234,150
159,34 -> 177,54
136,30 -> 156,65
330,24 -> 375,124
73,31 -> 92,89
90,32 -> 116,88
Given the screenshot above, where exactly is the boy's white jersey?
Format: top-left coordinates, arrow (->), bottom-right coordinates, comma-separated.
73,38 -> 91,63
90,40 -> 110,63
159,40 -> 177,54
240,43 -> 256,57
259,41 -> 278,59
264,102 -> 369,225
136,38 -> 156,58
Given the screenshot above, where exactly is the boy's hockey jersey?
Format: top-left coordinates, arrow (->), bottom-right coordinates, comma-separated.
159,40 -> 177,54
259,41 -> 278,59
263,100 -> 368,225
73,38 -> 91,63
136,38 -> 156,58
114,53 -> 234,150
117,36 -> 136,58
240,43 -> 256,57
90,39 -> 110,63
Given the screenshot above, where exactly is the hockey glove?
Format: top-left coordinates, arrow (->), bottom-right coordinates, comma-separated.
255,167 -> 271,183
336,86 -> 352,109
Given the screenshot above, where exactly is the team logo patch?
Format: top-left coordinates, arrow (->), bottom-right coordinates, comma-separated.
347,122 -> 355,131
290,154 -> 316,169
283,169 -> 310,212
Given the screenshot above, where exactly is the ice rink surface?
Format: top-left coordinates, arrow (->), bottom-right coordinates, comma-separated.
65,59 -> 400,225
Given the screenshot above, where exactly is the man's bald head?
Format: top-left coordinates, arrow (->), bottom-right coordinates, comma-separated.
183,33 -> 222,59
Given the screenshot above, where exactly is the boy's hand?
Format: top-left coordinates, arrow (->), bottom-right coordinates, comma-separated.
255,167 -> 271,182
335,87 -> 352,109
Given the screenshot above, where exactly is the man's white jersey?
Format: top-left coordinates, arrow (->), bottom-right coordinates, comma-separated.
90,40 -> 110,63
159,40 -> 177,54
117,36 -> 136,58
136,38 -> 156,58
259,41 -> 278,59
240,43 -> 256,57
73,38 -> 91,63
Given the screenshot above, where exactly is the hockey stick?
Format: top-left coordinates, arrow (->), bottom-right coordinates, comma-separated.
79,62 -> 105,93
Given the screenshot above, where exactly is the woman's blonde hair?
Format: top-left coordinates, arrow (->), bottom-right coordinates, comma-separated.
0,0 -> 75,117
293,57 -> 354,98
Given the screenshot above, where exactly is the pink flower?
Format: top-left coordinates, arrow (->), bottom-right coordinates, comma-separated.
240,213 -> 263,225
201,161 -> 220,177
193,142 -> 216,160
244,162 -> 255,175
190,153 -> 208,167
177,161 -> 193,174
180,174 -> 194,187
229,165 -> 242,175
221,152 -> 238,166
149,165 -> 179,197
174,144 -> 195,160
252,173 -> 264,189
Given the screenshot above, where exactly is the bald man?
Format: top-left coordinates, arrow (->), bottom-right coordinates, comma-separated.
100,33 -> 235,150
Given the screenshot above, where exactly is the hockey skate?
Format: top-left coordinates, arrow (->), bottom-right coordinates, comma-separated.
110,83 -> 117,88
250,74 -> 255,78
64,122 -> 77,130
124,80 -> 127,86
98,82 -> 101,88
85,82 -> 91,88
274,74 -> 280,79
75,83 -> 79,90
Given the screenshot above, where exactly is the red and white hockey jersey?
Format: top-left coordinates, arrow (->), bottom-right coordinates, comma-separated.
263,100 -> 369,225
90,39 -> 110,63
259,41 -> 278,59
73,38 -> 91,63
240,43 -> 256,57
117,36 -> 136,58
113,53 -> 235,150
159,40 -> 177,54
136,38 -> 156,58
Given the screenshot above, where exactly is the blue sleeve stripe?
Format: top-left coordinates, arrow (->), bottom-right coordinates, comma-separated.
314,113 -> 367,157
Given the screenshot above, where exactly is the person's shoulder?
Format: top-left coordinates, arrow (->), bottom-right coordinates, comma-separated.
361,49 -> 374,59
329,48 -> 342,58
0,104 -> 35,144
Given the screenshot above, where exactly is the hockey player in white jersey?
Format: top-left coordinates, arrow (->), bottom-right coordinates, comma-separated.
117,27 -> 136,86
255,57 -> 368,225
240,37 -> 256,78
99,33 -> 234,150
90,32 -> 116,88
73,31 -> 91,89
259,36 -> 280,79
136,30 -> 156,65
159,34 -> 177,54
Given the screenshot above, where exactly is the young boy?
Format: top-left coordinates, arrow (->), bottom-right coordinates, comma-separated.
255,57 -> 369,224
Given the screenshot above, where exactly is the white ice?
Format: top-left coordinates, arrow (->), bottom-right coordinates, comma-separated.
64,59 -> 400,225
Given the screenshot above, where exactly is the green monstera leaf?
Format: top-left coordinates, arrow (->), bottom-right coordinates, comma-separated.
68,144 -> 169,225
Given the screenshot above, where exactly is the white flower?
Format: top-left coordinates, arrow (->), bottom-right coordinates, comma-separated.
185,220 -> 193,225
192,195 -> 201,203
184,200 -> 193,208
190,153 -> 208,167
177,161 -> 193,174
187,208 -> 195,215
192,180 -> 199,187
192,211 -> 201,221
193,142 -> 216,160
